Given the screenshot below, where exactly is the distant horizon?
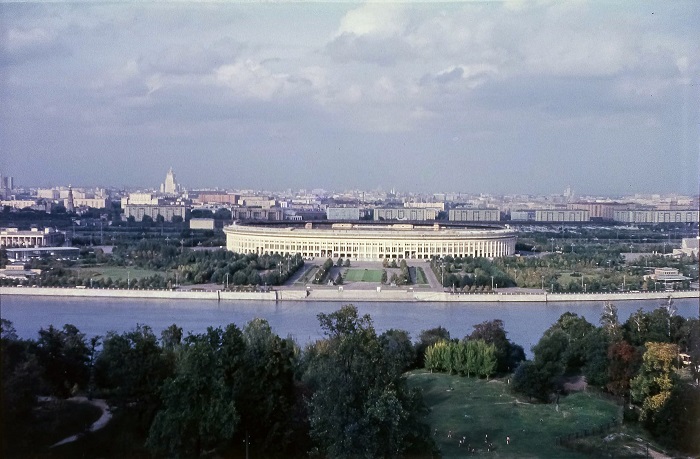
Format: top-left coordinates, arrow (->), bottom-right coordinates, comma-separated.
4,171 -> 698,200
2,2 -> 698,195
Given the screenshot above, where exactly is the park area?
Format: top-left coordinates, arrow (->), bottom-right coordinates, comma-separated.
407,371 -> 670,458
74,266 -> 164,282
344,268 -> 384,283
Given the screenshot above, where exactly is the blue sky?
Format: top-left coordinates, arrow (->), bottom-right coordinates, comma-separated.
1,1 -> 698,195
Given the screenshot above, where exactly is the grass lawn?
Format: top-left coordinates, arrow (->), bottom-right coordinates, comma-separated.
344,269 -> 384,282
74,266 -> 164,281
415,267 -> 429,285
407,370 -> 621,458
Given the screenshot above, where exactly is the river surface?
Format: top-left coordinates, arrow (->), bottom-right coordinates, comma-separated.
1,296 -> 697,354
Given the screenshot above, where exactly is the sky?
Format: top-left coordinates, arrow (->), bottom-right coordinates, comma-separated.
1,1 -> 698,196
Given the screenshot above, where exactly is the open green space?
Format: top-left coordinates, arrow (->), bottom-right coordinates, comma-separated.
415,267 -> 429,284
74,266 -> 164,281
407,371 -> 621,458
344,268 -> 384,282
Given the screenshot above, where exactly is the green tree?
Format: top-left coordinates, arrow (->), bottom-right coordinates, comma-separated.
1,320 -> 41,453
647,384 -> 700,454
475,339 -> 497,379
416,326 -> 450,367
35,324 -> 90,397
304,305 -> 435,458
469,319 -> 525,373
95,325 -> 176,437
424,341 -> 449,373
512,361 -> 552,402
379,329 -> 416,374
236,319 -> 300,457
147,326 -> 242,457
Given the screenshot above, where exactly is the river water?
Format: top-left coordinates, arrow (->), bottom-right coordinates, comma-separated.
1,296 -> 697,353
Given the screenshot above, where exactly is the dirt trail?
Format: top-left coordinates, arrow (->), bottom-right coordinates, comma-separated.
50,397 -> 112,448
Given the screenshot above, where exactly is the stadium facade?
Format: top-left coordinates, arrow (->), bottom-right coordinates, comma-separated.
224,222 -> 517,261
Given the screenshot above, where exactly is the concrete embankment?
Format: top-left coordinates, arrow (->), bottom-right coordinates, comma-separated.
1,286 -> 696,303
0,286 -> 277,302
305,289 -> 698,303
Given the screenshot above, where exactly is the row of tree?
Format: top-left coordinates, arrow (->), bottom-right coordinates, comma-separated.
431,256 -> 515,289
312,258 -> 334,284
424,339 -> 497,378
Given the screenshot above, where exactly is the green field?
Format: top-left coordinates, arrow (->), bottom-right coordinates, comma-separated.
74,266 -> 164,281
408,371 -> 621,458
344,269 -> 384,282
415,267 -> 429,284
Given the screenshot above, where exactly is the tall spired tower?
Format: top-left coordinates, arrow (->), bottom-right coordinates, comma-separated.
66,185 -> 75,213
161,167 -> 179,194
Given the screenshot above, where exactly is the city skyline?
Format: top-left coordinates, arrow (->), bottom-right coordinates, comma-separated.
1,1 -> 698,195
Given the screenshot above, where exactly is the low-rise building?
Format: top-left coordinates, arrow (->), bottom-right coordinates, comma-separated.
567,202 -> 627,220
0,227 -> 65,247
374,207 -> 437,221
449,209 -> 501,222
196,192 -> 240,205
123,204 -> 188,222
510,209 -> 589,222
652,267 -> 690,282
6,246 -> 79,261
231,206 -> 283,221
613,210 -> 699,224
190,218 -> 216,230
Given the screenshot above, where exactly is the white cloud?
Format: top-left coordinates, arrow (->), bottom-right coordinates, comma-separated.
214,60 -> 293,100
337,3 -> 407,37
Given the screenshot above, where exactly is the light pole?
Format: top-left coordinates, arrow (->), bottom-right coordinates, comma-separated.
127,270 -> 130,289
225,273 -> 229,290
491,276 -> 494,291
541,275 -> 544,291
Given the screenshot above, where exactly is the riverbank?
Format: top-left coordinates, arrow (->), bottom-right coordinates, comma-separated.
1,286 -> 697,303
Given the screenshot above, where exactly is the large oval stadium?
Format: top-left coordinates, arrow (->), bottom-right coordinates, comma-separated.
224,221 -> 517,261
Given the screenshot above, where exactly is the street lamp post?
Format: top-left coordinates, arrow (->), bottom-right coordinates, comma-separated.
491,276 -> 494,291
541,275 -> 544,291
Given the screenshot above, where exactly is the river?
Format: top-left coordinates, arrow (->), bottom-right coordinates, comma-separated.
1,296 -> 697,354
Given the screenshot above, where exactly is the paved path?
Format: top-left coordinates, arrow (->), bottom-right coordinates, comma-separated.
50,397 -> 112,448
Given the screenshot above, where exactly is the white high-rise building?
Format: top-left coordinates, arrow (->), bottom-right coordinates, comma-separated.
160,167 -> 180,194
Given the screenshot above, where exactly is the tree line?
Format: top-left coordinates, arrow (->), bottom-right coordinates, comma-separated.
510,300 -> 700,454
2,306 -> 451,458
